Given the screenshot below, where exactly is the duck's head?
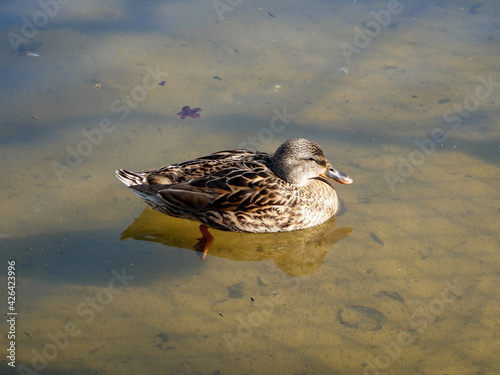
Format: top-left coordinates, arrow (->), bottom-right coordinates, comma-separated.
271,138 -> 353,186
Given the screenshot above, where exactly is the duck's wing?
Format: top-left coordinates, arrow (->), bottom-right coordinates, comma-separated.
130,161 -> 291,213
141,150 -> 272,185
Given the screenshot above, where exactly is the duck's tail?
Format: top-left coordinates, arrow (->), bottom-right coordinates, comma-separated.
115,169 -> 148,187
116,169 -> 166,204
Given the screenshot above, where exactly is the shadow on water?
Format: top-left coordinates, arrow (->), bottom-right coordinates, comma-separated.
120,207 -> 353,277
0,227 -> 202,288
2,0 -> 206,37
1,209 -> 352,287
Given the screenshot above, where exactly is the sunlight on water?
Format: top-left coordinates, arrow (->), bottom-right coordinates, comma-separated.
1,0 -> 499,374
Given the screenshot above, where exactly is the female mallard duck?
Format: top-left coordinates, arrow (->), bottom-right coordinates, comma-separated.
116,138 -> 352,235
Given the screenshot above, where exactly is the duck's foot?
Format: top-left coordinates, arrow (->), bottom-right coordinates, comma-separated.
194,224 -> 214,260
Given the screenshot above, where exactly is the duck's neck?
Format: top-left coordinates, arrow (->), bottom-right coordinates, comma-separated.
271,159 -> 309,186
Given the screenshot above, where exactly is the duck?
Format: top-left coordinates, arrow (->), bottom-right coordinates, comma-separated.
116,138 -> 352,257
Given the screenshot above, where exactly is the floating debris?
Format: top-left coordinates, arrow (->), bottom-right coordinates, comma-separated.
94,83 -> 102,88
176,106 -> 202,119
20,51 -> 40,58
158,80 -> 166,86
268,12 -> 276,18
30,115 -> 39,120
213,76 -> 222,80
339,67 -> 349,75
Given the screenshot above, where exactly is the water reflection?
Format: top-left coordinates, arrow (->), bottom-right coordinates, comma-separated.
120,207 -> 352,276
1,0 -> 499,373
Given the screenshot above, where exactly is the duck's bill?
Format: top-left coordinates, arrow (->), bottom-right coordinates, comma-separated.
321,166 -> 353,184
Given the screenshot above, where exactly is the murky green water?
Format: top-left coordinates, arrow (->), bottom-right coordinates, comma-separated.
1,1 -> 499,374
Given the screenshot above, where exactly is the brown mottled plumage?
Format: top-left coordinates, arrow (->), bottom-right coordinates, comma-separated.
115,138 -> 352,233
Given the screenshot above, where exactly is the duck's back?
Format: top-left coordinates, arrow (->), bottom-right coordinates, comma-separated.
150,149 -> 273,185
116,149 -> 272,187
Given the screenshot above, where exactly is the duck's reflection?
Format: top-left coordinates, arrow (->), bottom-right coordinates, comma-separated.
120,208 -> 352,276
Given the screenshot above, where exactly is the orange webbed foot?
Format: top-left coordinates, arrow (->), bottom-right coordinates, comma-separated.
194,224 -> 214,260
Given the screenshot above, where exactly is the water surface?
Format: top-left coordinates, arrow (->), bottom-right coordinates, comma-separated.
1,0 -> 499,374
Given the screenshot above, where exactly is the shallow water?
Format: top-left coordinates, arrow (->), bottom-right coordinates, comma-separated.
1,0 -> 499,374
